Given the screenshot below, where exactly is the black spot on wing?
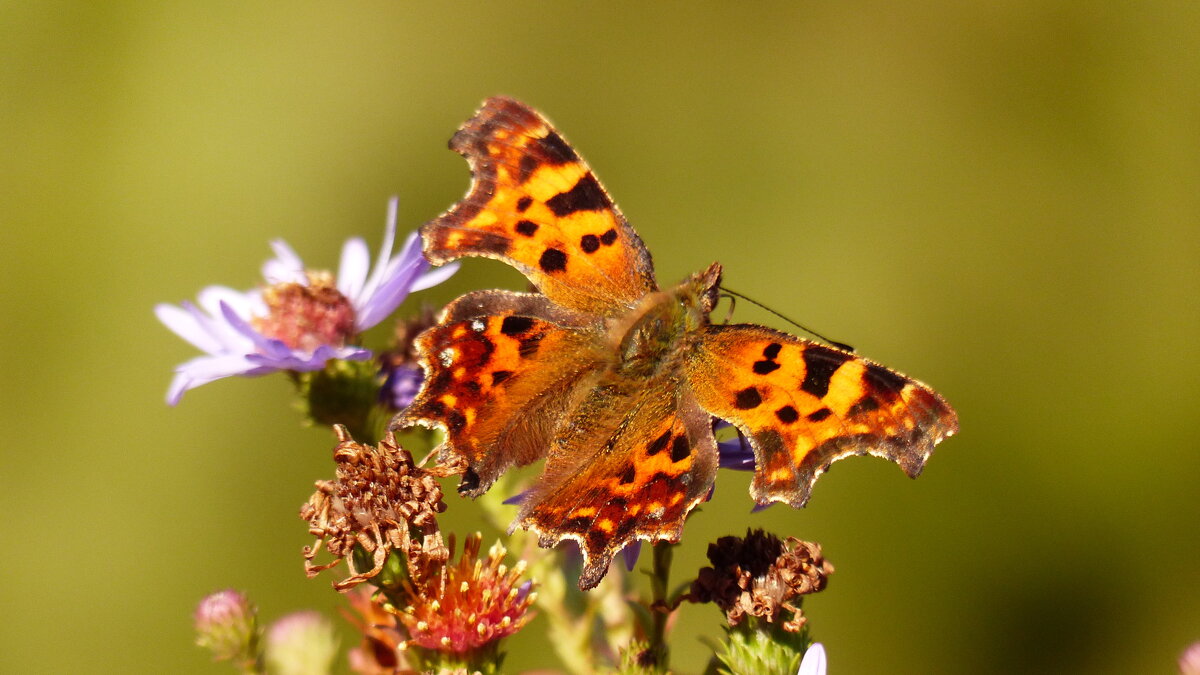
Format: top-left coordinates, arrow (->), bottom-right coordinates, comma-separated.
647,430 -> 671,456
539,247 -> 568,273
515,220 -> 539,236
800,346 -> 853,398
763,343 -> 782,359
500,316 -> 534,336
670,435 -> 691,462
516,196 -> 533,212
753,360 -> 780,375
775,406 -> 799,424
807,408 -> 833,422
458,467 -> 480,494
848,396 -> 880,416
619,466 -> 636,484
473,232 -> 510,255
600,228 -> 618,246
446,410 -> 467,433
545,173 -> 610,216
491,370 -> 513,385
518,155 -> 539,184
865,363 -> 908,397
534,131 -> 578,164
517,333 -> 543,358
735,387 -> 762,409
580,234 -> 600,253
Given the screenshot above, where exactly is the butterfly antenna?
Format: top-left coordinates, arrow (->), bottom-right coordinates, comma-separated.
718,287 -> 855,352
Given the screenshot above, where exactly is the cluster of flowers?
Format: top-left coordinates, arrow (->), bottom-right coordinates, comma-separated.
162,201 -> 829,674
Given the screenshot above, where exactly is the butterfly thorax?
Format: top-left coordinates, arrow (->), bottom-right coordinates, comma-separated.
609,262 -> 722,380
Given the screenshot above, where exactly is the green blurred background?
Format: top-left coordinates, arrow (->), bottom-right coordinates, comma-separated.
3,2 -> 1198,673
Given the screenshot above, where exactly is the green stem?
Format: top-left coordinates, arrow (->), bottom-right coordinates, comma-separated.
647,542 -> 674,672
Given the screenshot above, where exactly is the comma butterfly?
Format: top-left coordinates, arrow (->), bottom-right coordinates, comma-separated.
395,98 -> 958,589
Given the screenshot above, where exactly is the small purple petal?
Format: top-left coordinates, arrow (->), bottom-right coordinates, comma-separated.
411,261 -> 460,292
797,643 -> 827,675
155,303 -> 226,354
336,236 -> 371,302
356,201 -> 405,306
381,364 -> 423,409
717,436 -> 756,470
263,239 -> 306,284
503,490 -> 529,506
621,541 -> 642,571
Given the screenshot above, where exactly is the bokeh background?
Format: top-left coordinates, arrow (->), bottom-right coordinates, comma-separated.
3,3 -> 1198,673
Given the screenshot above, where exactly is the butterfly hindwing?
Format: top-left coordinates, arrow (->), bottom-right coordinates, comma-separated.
422,97 -> 657,316
517,379 -> 718,589
686,324 -> 958,507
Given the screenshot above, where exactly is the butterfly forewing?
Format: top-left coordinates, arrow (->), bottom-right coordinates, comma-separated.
686,324 -> 958,507
422,97 -> 657,317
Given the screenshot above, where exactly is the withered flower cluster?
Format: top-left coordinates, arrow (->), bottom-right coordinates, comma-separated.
301,425 -> 452,590
690,529 -> 834,632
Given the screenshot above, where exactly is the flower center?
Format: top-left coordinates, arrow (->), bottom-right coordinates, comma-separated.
254,272 -> 356,352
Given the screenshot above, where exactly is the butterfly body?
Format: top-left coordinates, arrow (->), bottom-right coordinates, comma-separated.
398,98 -> 958,589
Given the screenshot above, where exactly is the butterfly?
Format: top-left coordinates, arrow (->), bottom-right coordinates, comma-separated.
396,97 -> 958,589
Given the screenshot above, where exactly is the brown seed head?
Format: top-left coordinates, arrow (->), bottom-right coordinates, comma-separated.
301,426 -> 450,590
689,529 -> 833,631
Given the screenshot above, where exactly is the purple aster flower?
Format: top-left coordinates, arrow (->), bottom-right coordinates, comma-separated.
156,198 -> 457,405
798,642 -> 827,675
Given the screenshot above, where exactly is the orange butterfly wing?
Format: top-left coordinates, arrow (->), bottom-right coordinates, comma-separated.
397,289 -> 605,494
401,98 -> 959,590
686,324 -> 959,507
516,379 -> 719,589
422,97 -> 657,316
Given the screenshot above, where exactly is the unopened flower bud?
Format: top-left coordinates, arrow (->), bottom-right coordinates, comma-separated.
194,589 -> 259,667
264,611 -> 338,675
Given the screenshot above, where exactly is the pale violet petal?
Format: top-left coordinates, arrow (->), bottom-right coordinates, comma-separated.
358,209 -> 405,306
336,236 -> 370,302
198,285 -> 258,320
182,299 -> 254,352
797,643 -> 826,675
263,239 -> 306,284
166,353 -> 265,405
410,261 -> 459,292
353,257 -> 424,331
155,303 -> 225,354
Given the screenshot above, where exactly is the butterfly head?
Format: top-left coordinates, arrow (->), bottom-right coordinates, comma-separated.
681,261 -> 723,319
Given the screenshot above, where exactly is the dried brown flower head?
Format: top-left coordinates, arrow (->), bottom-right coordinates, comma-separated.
393,533 -> 536,657
689,529 -> 834,632
301,425 -> 452,590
